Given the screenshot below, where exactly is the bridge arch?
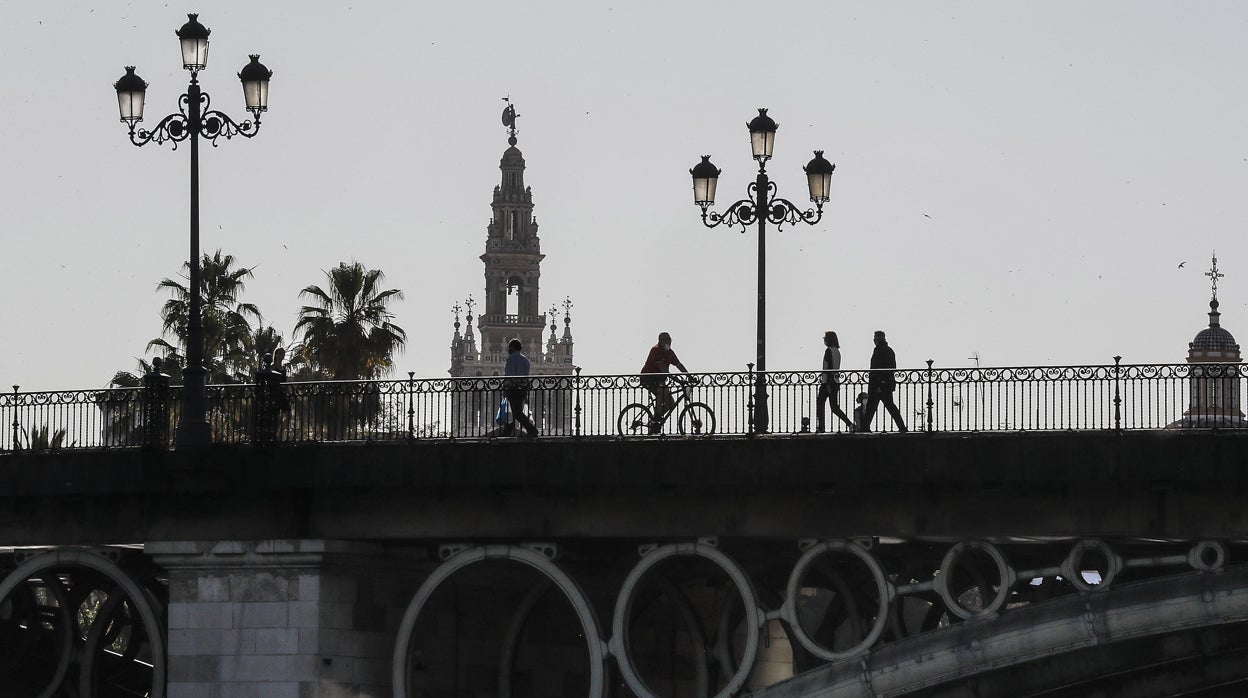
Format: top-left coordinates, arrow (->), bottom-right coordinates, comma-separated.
0,546 -> 166,698
609,541 -> 764,698
391,543 -> 607,698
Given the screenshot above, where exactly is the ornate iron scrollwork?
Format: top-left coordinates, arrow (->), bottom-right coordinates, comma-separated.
127,90 -> 259,149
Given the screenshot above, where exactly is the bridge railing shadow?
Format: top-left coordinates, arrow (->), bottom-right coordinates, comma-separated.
2,361 -> 1244,451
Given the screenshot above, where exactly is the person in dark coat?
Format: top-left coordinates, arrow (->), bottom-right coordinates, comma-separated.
862,330 -> 908,433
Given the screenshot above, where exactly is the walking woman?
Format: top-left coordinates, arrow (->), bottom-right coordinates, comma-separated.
816,331 -> 855,432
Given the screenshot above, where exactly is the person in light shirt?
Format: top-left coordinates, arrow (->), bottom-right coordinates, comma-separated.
816,331 -> 854,433
502,338 -> 538,437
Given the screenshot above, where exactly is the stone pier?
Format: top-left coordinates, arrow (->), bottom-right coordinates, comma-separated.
149,539 -> 429,698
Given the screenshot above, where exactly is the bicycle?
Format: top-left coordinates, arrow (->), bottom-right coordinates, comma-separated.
617,373 -> 716,435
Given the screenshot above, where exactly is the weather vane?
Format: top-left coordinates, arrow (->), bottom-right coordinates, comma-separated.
1206,252 -> 1224,301
452,301 -> 462,331
501,96 -> 519,146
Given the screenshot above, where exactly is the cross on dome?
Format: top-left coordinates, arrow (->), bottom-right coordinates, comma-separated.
1206,253 -> 1224,302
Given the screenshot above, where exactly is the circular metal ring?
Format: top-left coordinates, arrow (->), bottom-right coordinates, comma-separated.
935,541 -> 1014,619
392,544 -> 606,698
783,540 -> 892,661
609,542 -> 762,698
1189,540 -> 1226,572
1060,539 -> 1122,593
0,547 -> 166,698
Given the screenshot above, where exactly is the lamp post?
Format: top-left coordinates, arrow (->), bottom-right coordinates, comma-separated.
114,14 -> 272,448
691,108 -> 835,434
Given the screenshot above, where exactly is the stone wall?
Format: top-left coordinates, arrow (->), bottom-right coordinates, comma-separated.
150,539 -> 430,698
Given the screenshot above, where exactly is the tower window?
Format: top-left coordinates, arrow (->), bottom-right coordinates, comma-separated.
506,278 -> 519,317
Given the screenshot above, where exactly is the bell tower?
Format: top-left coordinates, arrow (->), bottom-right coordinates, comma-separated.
477,100 -> 546,358
448,100 -> 576,436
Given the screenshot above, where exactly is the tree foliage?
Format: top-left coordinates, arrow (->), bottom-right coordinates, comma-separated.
150,249 -> 262,383
294,261 -> 407,380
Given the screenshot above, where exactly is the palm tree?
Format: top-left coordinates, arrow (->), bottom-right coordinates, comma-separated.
294,261 -> 407,380
149,249 -> 262,383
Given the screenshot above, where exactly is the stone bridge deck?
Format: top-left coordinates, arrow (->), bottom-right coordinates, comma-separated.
3,429 -> 1247,697
2,429 -> 1246,545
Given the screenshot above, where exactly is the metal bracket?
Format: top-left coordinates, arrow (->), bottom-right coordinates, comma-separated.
523,542 -> 560,561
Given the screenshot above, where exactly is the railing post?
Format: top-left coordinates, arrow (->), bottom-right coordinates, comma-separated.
926,359 -> 935,433
142,359 -> 171,450
407,371 -> 416,440
573,366 -> 583,438
10,385 -> 19,451
746,363 -> 756,438
1113,355 -> 1123,433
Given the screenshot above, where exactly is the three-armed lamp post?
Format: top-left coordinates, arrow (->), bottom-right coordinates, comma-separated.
114,13 -> 272,448
691,109 -> 835,433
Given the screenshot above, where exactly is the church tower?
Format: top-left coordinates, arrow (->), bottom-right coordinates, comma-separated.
449,101 -> 576,435
1173,254 -> 1244,428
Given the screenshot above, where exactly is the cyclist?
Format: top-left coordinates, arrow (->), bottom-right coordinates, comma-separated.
640,331 -> 688,432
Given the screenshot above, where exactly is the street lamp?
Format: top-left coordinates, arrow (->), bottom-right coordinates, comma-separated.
690,108 -> 834,433
114,13 -> 272,448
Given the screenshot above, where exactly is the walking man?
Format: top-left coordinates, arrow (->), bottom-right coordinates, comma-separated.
502,338 -> 539,437
862,330 -> 908,433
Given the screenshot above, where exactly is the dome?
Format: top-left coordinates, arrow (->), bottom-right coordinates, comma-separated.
1190,299 -> 1240,352
1192,325 -> 1238,351
500,145 -> 525,167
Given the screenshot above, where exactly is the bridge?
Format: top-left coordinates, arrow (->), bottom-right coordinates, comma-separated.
2,363 -> 1247,697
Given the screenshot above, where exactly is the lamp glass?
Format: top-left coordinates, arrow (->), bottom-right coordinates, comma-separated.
181,36 -> 209,71
750,130 -> 775,161
242,79 -> 269,113
807,171 -> 832,203
117,90 -> 145,124
693,176 -> 718,206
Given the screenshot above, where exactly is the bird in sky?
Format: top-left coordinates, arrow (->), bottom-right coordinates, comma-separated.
1178,261 -> 1187,268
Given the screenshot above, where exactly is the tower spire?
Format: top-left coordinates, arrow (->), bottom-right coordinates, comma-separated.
463,295 -> 476,342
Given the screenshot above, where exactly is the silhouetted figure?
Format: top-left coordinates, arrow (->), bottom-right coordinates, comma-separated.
816,330 -> 854,432
272,347 -> 292,437
502,338 -> 538,437
853,392 -> 870,433
862,330 -> 908,433
253,352 -> 283,444
640,331 -> 688,433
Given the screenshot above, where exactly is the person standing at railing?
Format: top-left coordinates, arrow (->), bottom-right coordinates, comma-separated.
816,331 -> 855,433
272,347 -> 292,438
640,331 -> 688,433
862,330 -> 908,433
502,338 -> 539,437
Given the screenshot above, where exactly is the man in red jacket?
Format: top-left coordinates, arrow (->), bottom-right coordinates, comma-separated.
640,331 -> 688,429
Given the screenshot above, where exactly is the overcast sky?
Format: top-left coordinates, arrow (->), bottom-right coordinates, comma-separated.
2,2 -> 1246,391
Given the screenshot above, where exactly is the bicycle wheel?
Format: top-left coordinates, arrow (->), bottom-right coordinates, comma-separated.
618,403 -> 655,435
677,402 -> 716,435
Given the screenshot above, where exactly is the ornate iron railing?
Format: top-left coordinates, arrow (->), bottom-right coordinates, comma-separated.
2,361 -> 1245,452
